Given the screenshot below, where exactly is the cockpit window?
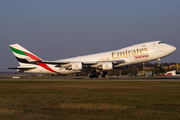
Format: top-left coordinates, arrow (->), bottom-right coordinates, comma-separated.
158,42 -> 164,44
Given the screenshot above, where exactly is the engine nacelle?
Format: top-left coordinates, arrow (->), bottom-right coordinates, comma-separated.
102,62 -> 114,70
71,62 -> 84,71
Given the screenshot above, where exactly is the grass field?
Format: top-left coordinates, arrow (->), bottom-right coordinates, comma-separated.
0,80 -> 180,120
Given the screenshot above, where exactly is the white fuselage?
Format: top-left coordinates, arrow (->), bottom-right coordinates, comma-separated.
23,41 -> 176,74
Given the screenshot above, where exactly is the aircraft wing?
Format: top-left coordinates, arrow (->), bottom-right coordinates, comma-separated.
39,59 -> 125,67
39,61 -> 69,65
5,59 -> 126,71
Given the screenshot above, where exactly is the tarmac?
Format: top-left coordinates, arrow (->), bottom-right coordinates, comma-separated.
1,72 -> 180,81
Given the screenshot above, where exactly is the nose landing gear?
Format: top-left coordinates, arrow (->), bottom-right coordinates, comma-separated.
158,58 -> 161,67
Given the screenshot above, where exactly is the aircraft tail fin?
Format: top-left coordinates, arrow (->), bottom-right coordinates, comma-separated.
9,44 -> 42,66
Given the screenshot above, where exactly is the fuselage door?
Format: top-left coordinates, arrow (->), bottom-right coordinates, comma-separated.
153,43 -> 156,47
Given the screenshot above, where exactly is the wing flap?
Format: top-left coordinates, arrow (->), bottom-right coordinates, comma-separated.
98,60 -> 125,64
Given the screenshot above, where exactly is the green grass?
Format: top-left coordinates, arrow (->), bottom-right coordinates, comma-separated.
0,81 -> 180,120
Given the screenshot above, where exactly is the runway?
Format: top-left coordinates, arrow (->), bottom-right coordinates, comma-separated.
1,77 -> 180,81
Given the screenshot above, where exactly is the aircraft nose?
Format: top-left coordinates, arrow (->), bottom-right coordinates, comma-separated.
164,45 -> 176,54
172,46 -> 176,52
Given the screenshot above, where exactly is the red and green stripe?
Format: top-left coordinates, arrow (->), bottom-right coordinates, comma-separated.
10,46 -> 28,56
10,46 -> 59,74
10,46 -> 41,61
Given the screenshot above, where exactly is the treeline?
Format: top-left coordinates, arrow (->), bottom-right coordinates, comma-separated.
108,62 -> 178,76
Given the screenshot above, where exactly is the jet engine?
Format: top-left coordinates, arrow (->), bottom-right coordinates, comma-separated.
71,62 -> 84,71
102,62 -> 114,70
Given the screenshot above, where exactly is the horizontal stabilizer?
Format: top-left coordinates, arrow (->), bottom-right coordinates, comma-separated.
5,66 -> 36,70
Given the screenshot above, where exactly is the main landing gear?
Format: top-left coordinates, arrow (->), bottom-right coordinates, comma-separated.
101,71 -> 107,78
88,71 -> 107,78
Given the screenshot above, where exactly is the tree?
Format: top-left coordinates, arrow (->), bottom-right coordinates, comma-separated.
155,67 -> 165,75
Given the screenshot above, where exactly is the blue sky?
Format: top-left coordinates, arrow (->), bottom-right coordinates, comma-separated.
1,0 -> 180,72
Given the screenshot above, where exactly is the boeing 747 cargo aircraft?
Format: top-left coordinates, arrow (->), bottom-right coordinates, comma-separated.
6,41 -> 176,78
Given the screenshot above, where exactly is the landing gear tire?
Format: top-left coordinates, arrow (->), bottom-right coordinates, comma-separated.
88,72 -> 100,78
102,75 -> 105,78
102,71 -> 107,78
